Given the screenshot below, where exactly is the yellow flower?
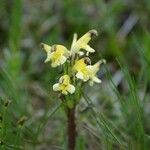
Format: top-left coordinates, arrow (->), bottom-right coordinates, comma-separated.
71,29 -> 98,55
73,58 -> 90,81
53,75 -> 75,95
50,45 -> 70,67
87,59 -> 106,86
41,43 -> 69,67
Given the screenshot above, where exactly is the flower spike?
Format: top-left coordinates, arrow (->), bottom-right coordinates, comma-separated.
41,29 -> 105,95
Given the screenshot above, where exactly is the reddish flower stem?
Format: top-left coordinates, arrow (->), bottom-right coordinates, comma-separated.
67,107 -> 76,150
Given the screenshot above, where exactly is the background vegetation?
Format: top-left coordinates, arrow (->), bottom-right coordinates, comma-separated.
0,0 -> 150,149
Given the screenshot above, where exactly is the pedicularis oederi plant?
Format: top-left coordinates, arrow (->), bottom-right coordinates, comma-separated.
41,29 -> 105,150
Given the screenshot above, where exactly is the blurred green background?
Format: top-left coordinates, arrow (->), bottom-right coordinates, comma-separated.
0,0 -> 150,149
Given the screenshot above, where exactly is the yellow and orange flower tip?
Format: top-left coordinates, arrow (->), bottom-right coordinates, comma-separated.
53,75 -> 75,95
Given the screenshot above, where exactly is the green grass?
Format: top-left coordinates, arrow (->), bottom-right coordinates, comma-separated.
0,0 -> 150,149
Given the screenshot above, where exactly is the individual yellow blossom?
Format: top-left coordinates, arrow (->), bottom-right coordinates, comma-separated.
73,58 -> 90,81
42,43 -> 69,67
50,45 -> 70,67
53,75 -> 75,95
71,29 -> 98,55
87,59 -> 106,86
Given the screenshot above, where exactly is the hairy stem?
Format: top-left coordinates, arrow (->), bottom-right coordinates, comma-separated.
67,107 -> 76,150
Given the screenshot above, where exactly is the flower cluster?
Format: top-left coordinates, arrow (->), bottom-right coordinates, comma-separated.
41,29 -> 105,95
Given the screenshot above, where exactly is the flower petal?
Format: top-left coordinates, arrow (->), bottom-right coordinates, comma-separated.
84,45 -> 95,53
44,51 -> 52,63
67,84 -> 75,94
62,90 -> 68,95
41,43 -> 51,52
59,56 -> 67,65
76,72 -> 84,80
51,62 -> 58,67
83,75 -> 89,82
78,51 -> 84,57
53,83 -> 60,91
93,77 -> 102,83
71,33 -> 78,51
